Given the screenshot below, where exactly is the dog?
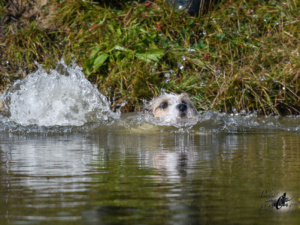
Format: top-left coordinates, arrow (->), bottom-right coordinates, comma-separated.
144,93 -> 197,125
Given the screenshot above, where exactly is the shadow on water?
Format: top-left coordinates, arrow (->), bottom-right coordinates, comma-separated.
0,60 -> 300,224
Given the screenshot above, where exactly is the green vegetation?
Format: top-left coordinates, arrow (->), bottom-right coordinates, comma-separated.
0,0 -> 299,114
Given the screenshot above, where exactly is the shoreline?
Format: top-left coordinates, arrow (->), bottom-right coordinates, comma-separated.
0,0 -> 299,115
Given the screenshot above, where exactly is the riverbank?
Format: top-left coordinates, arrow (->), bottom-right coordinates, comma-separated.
0,0 -> 299,115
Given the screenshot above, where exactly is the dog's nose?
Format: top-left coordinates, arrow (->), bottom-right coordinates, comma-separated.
176,103 -> 187,112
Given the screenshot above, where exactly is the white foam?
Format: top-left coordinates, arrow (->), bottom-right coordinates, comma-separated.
0,59 -> 120,126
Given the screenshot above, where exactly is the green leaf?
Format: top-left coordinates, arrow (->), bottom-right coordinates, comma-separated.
217,33 -> 226,41
136,49 -> 164,62
90,46 -> 102,59
191,58 -> 205,67
194,40 -> 205,49
98,14 -> 107,25
113,45 -> 131,52
93,53 -> 109,71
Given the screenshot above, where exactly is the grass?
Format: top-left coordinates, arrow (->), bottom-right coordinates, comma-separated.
0,0 -> 299,114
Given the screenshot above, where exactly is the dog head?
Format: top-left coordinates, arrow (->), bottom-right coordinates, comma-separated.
145,93 -> 197,125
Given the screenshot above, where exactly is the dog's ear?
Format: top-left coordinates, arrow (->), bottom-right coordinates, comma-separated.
141,101 -> 152,113
180,93 -> 197,112
180,93 -> 190,100
142,105 -> 149,113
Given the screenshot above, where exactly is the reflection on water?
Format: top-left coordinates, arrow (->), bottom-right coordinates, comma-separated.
0,124 -> 300,225
0,134 -> 98,192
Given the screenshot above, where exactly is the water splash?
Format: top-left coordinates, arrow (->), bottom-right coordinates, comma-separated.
0,59 -> 120,127
144,114 -> 199,129
197,111 -> 300,133
115,110 -> 300,134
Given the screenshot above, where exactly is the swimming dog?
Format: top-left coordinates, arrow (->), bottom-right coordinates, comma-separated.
144,93 -> 197,125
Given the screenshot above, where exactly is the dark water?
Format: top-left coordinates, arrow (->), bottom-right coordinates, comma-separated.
0,115 -> 300,225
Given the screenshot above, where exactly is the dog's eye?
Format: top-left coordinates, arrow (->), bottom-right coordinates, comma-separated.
182,100 -> 187,105
160,102 -> 168,109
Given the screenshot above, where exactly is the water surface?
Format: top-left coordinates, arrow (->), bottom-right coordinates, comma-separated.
0,119 -> 300,225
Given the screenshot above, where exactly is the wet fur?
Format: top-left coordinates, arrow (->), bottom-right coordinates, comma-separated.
0,99 -> 5,112
144,93 -> 197,124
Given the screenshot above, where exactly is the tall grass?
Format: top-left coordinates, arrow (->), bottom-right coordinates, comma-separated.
0,0 -> 299,114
